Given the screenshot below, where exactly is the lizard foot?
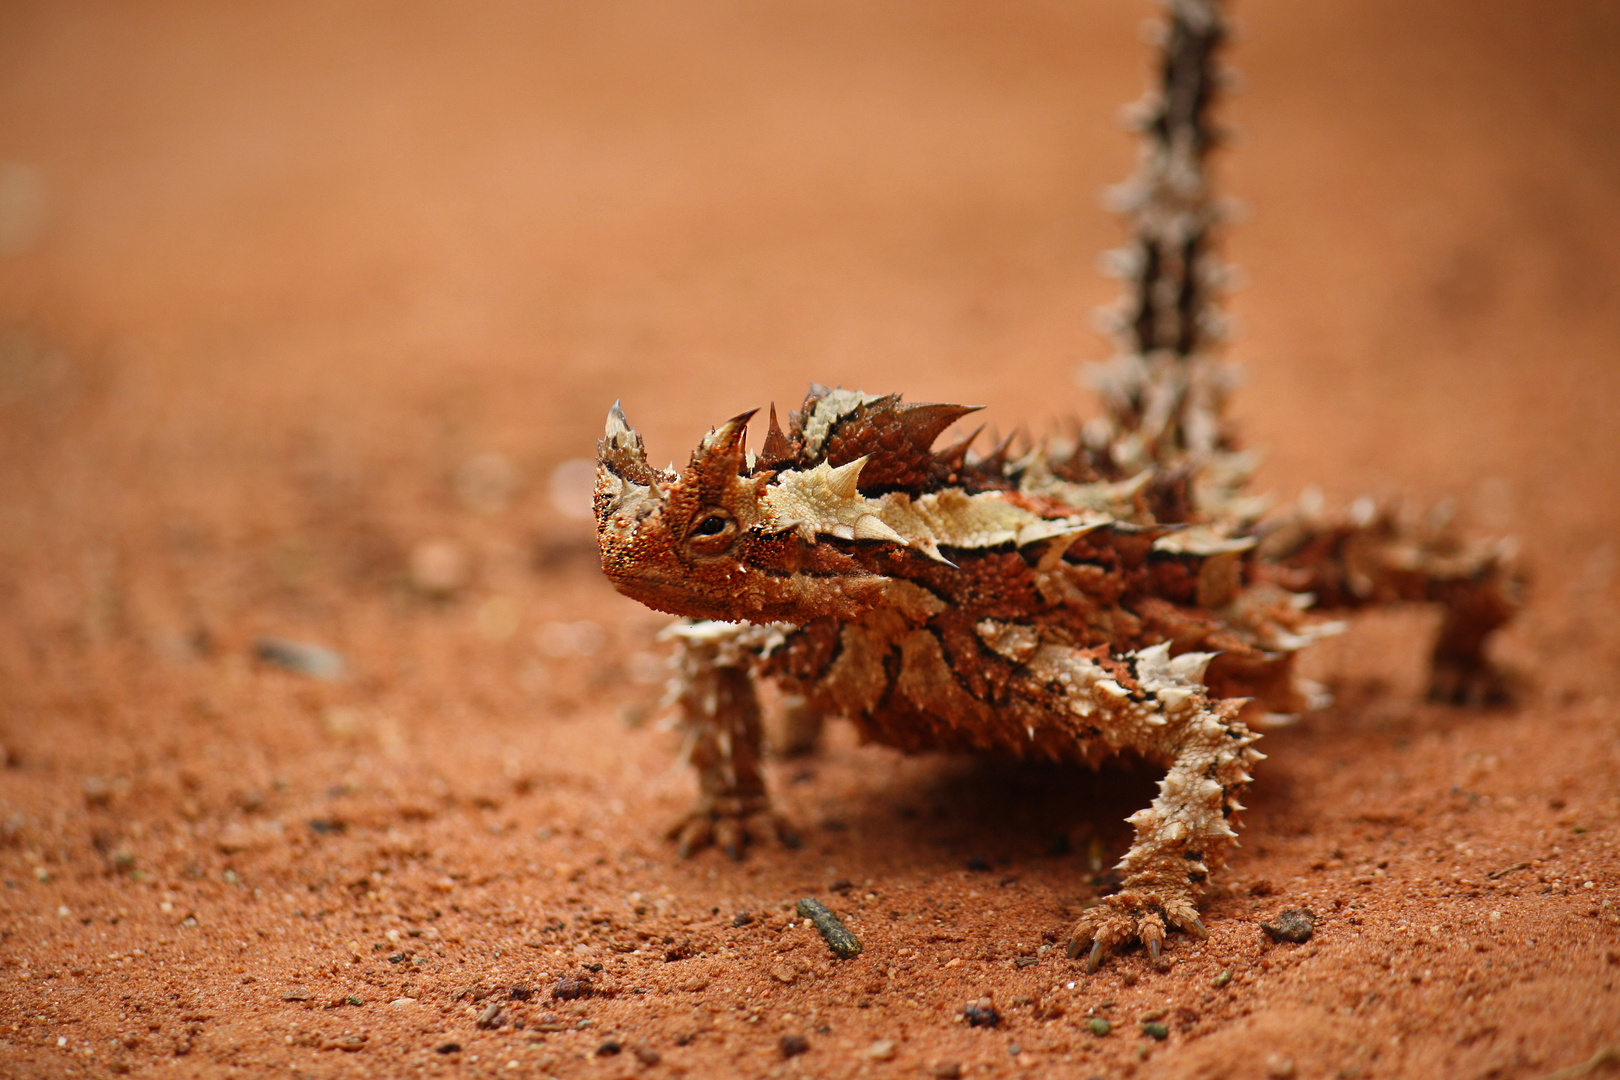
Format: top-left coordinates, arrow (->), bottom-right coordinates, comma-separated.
667,798 -> 801,860
1066,890 -> 1208,973
1427,656 -> 1516,708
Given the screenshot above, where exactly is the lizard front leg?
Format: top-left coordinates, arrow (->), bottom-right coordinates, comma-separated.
1016,640 -> 1261,972
1068,690 -> 1258,971
664,622 -> 797,859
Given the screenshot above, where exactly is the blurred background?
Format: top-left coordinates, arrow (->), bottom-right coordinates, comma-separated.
1,0 -> 1617,677
3,10 -> 1619,1075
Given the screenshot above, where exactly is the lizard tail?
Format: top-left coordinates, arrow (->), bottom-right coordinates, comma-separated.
1086,0 -> 1240,472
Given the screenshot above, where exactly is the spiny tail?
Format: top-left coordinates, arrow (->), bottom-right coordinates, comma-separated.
1087,0 -> 1239,470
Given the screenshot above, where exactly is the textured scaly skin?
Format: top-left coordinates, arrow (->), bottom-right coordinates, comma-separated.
595,386 -> 1519,969
592,0 -> 1522,970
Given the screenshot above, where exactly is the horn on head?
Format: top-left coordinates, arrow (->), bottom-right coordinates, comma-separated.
598,401 -> 662,486
687,408 -> 757,480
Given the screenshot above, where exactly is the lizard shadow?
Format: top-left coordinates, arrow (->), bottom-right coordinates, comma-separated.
784,704 -> 1411,885
794,749 -> 1244,879
777,677 -> 1466,895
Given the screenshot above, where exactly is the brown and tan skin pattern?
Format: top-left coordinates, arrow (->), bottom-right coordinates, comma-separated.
594,385 -> 1521,971
593,0 -> 1524,970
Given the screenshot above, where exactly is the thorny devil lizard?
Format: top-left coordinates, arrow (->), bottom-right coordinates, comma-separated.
593,0 -> 1522,971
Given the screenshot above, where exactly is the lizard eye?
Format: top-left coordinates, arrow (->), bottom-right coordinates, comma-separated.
685,511 -> 738,554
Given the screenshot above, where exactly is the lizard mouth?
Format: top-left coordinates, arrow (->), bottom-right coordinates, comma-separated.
599,567 -> 702,618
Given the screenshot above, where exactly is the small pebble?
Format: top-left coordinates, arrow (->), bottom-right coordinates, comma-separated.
863,1039 -> 898,1062
255,637 -> 346,680
408,539 -> 469,597
475,1002 -> 502,1029
634,1046 -> 662,1066
963,997 -> 1001,1028
1088,1018 -> 1111,1037
1265,1052 -> 1297,1079
1212,969 -> 1232,988
436,1043 -> 461,1055
552,976 -> 593,1000
1141,1021 -> 1169,1040
796,897 -> 862,959
779,1034 -> 810,1058
595,1040 -> 622,1057
1261,908 -> 1316,944
932,1063 -> 963,1079
82,775 -> 114,806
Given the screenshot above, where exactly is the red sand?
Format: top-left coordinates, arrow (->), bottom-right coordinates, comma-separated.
1,2 -> 1617,1078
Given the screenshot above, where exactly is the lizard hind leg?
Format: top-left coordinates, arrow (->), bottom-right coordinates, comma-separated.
1050,646 -> 1261,972
1255,496 -> 1524,707
1426,558 -> 1521,706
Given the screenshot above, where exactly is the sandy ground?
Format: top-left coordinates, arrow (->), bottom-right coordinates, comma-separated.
2,2 -> 1619,1078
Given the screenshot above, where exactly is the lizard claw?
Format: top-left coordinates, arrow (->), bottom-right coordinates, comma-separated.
672,815 -> 713,859
1068,891 -> 1202,973
714,817 -> 744,861
745,811 -> 802,850
668,801 -> 799,860
1427,657 -> 1515,708
1066,926 -> 1111,973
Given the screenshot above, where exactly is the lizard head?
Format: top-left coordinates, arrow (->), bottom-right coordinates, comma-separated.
591,389 -> 1118,626
594,400 -> 895,623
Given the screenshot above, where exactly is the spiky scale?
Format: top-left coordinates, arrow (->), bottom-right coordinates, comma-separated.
818,399 -> 983,493
593,0 -> 1523,978
759,403 -> 796,470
